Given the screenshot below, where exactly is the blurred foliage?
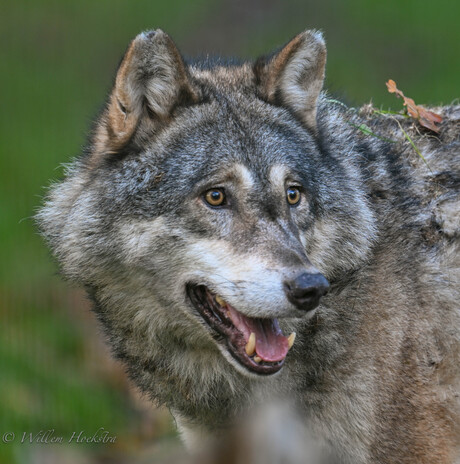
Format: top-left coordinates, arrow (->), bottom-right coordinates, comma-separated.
0,0 -> 458,462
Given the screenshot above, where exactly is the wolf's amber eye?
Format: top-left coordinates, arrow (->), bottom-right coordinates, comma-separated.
204,189 -> 226,207
286,187 -> 301,206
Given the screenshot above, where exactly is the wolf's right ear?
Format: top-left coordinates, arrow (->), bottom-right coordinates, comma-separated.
254,30 -> 326,133
94,30 -> 199,155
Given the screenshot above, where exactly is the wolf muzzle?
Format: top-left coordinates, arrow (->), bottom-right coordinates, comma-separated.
283,272 -> 330,312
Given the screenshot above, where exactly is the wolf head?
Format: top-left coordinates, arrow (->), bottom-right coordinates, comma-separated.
37,30 -> 376,382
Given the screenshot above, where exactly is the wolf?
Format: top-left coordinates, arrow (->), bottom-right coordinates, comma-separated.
37,29 -> 460,463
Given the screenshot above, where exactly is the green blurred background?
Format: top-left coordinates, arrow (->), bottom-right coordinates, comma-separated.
1,0 -> 458,462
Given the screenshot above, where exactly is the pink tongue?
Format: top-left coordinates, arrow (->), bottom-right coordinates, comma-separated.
226,304 -> 289,362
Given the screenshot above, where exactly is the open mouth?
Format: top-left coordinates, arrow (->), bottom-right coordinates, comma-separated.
186,284 -> 295,375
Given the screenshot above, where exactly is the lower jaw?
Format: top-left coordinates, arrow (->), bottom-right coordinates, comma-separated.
226,342 -> 285,375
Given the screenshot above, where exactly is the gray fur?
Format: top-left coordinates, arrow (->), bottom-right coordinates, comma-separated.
37,29 -> 460,463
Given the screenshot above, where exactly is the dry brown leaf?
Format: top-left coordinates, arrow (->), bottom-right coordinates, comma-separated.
385,79 -> 442,133
418,107 -> 443,132
386,79 -> 403,98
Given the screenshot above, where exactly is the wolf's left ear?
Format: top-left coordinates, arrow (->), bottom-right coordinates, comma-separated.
254,30 -> 326,132
94,30 -> 199,156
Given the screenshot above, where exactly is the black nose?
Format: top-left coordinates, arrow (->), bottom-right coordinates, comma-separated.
283,272 -> 330,312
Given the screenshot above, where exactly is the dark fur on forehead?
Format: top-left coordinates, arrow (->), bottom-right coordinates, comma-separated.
83,28 -> 326,169
186,55 -> 246,70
